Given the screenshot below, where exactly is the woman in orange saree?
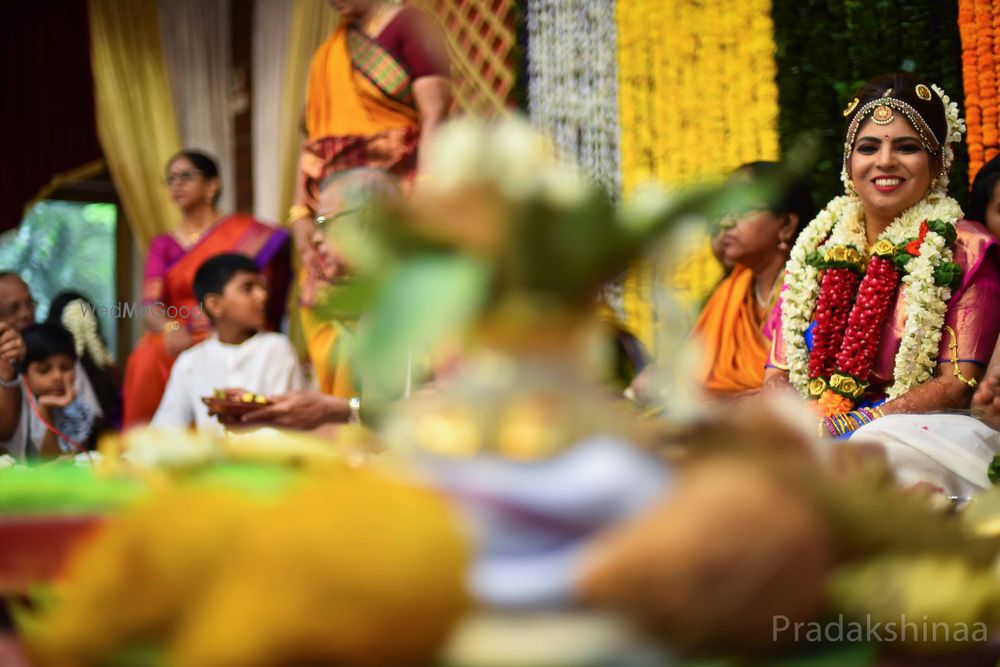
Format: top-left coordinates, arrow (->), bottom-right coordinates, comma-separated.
288,0 -> 450,397
692,162 -> 815,397
122,151 -> 289,428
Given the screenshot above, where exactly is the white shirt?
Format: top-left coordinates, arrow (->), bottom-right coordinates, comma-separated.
151,332 -> 305,435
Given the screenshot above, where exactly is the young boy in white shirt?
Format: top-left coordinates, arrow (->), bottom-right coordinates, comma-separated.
151,253 -> 304,435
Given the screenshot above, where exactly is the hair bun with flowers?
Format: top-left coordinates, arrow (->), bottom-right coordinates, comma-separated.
61,298 -> 114,368
930,83 -> 966,194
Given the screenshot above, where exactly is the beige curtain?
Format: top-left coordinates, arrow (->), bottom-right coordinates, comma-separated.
252,0 -> 295,223
157,0 -> 236,216
89,0 -> 181,250
277,0 -> 340,221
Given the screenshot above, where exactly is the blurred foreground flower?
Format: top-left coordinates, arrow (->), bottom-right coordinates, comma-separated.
324,115 -> 774,402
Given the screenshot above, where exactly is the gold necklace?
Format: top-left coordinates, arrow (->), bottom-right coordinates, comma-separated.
754,272 -> 783,313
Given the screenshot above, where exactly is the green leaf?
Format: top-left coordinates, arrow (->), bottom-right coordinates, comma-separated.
988,454 -> 1000,485
933,261 -> 961,288
926,219 -> 957,245
351,255 -> 489,399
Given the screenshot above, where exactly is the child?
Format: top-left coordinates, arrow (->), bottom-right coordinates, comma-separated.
2,323 -> 99,460
47,291 -> 122,429
151,253 -> 305,434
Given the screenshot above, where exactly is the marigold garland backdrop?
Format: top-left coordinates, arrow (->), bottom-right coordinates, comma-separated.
959,0 -> 1000,182
613,0 -> 780,352
241,0 -> 985,358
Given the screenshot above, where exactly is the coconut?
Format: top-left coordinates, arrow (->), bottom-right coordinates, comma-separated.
579,456 -> 835,653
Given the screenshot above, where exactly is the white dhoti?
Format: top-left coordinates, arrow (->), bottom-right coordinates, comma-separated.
851,414 -> 1000,499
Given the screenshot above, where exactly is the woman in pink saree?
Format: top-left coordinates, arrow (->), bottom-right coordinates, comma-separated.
764,73 -> 1000,497
122,151 -> 289,428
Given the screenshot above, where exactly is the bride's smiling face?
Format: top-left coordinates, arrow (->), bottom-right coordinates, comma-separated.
848,115 -> 934,221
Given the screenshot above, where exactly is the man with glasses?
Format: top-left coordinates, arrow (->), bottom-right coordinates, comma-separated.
0,273 -> 105,436
231,171 -> 401,432
0,272 -> 37,332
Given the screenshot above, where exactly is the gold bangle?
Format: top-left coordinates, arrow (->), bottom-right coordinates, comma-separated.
348,396 -> 361,424
286,204 -> 312,226
944,325 -> 978,388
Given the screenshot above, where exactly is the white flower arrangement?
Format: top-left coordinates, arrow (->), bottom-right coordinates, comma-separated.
780,194 -> 962,399
61,298 -> 114,367
423,115 -> 589,209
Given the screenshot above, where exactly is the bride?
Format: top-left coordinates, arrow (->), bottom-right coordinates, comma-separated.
764,72 -> 1000,497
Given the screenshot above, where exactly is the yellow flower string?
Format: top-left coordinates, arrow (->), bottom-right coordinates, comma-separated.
615,0 -> 780,354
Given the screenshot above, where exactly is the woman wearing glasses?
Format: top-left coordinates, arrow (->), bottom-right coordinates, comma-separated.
122,150 -> 290,428
694,162 -> 814,397
629,162 -> 814,403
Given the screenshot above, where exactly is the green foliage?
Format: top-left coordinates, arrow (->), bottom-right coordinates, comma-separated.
988,454 -> 1000,485
773,0 -> 967,206
0,200 -> 117,349
933,260 -> 962,287
926,218 -> 957,244
892,251 -> 913,272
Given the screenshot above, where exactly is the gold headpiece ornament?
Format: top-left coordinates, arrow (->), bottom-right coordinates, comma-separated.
871,105 -> 894,125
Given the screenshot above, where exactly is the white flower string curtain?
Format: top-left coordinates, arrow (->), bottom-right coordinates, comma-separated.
526,0 -> 620,195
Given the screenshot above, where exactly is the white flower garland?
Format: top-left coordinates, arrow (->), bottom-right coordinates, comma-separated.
781,194 -> 962,399
526,0 -> 620,195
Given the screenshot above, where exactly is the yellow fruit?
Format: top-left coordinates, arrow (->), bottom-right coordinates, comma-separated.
27,487 -> 260,666
171,469 -> 470,667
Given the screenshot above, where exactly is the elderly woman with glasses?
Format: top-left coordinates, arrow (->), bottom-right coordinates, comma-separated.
297,168 -> 400,399
122,150 -> 291,428
629,162 -> 814,403
694,162 -> 815,396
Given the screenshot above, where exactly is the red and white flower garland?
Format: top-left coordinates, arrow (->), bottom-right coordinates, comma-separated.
781,194 -> 963,415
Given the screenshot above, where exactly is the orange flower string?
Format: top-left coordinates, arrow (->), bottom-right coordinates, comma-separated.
960,0 -> 1000,181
